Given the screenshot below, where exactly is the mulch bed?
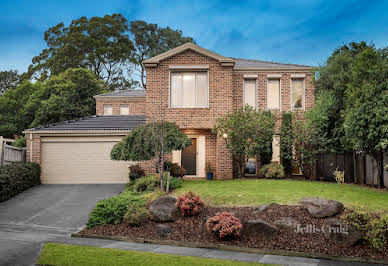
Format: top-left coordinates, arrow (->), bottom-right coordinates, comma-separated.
79,205 -> 388,261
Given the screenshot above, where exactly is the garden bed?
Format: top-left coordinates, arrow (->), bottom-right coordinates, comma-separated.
79,204 -> 388,261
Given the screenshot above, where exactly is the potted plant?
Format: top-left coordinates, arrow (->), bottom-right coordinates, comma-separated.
205,161 -> 214,180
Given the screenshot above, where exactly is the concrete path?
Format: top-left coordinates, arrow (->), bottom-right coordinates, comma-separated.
0,185 -> 386,266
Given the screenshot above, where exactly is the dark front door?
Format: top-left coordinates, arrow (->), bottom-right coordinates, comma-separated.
181,138 -> 197,175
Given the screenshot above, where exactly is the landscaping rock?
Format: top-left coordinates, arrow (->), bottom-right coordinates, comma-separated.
243,219 -> 278,240
322,218 -> 362,247
156,224 -> 172,237
274,217 -> 300,230
252,203 -> 279,215
299,198 -> 344,218
149,196 -> 180,222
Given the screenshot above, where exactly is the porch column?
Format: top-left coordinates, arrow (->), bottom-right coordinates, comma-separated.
216,136 -> 233,179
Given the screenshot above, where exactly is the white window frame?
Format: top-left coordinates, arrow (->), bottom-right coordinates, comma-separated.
266,78 -> 281,111
119,105 -> 129,115
291,78 -> 305,111
169,71 -> 209,108
243,78 -> 258,109
103,104 -> 113,116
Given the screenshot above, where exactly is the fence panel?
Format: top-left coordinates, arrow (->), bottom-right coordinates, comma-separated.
1,143 -> 26,166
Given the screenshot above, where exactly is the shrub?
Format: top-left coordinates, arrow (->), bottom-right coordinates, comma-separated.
164,161 -> 187,178
341,210 -> 371,235
132,175 -> 159,193
123,202 -> 149,226
165,177 -> 183,191
280,112 -> 293,176
129,164 -> 145,181
261,163 -> 285,179
333,168 -> 345,184
86,192 -> 143,228
0,162 -> 40,203
205,212 -> 242,240
366,215 -> 388,251
13,136 -> 26,148
176,191 -> 204,217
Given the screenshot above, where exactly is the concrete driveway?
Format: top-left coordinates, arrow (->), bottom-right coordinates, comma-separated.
0,184 -> 124,266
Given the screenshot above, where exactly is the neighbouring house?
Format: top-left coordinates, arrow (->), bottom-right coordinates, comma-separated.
23,43 -> 315,184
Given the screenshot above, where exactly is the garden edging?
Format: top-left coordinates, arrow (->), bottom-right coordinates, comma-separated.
71,232 -> 388,265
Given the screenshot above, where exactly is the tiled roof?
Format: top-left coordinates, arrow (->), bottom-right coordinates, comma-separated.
95,90 -> 146,97
232,58 -> 314,70
24,115 -> 146,132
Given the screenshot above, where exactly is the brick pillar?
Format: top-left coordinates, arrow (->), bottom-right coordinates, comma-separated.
26,134 -> 41,164
216,136 -> 233,179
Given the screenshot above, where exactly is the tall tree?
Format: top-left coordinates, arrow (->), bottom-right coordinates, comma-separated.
27,68 -> 104,128
213,105 -> 275,178
27,14 -> 136,91
343,47 -> 388,187
0,70 -> 20,95
314,41 -> 372,152
129,20 -> 195,89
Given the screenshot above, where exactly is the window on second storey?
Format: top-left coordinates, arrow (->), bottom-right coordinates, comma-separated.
244,79 -> 256,108
170,72 -> 208,108
267,78 -> 280,110
291,78 -> 304,110
103,105 -> 113,115
120,105 -> 129,115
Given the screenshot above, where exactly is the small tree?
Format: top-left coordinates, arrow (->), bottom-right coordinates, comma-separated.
213,105 -> 275,178
280,112 -> 293,176
111,121 -> 191,191
291,116 -> 320,178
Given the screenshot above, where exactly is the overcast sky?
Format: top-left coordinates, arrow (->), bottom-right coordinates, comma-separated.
1,0 -> 388,73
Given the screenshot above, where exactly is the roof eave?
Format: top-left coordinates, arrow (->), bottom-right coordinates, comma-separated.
93,95 -> 146,99
22,129 -> 132,135
234,67 -> 315,72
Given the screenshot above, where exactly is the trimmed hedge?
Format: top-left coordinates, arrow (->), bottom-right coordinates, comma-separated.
0,162 -> 41,203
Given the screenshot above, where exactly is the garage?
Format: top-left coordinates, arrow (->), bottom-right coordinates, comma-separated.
23,115 -> 146,184
41,136 -> 132,184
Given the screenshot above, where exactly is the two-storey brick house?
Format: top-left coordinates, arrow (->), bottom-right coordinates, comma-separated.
24,43 -> 314,183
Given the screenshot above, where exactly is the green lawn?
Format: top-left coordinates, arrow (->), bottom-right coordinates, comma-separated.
37,243 -> 272,266
175,179 -> 388,212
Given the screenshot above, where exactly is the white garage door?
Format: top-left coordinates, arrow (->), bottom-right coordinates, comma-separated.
41,136 -> 133,184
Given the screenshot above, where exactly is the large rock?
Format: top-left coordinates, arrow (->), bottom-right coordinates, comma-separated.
274,217 -> 300,230
243,219 -> 278,240
149,196 -> 180,222
299,198 -> 344,218
322,218 -> 362,247
156,224 -> 172,237
252,203 -> 279,215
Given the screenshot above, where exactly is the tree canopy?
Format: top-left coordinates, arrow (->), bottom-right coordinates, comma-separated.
129,20 -> 195,89
0,70 -> 20,95
27,14 -> 136,91
213,105 -> 275,178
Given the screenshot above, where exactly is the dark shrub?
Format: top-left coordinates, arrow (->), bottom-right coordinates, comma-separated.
280,112 -> 292,176
132,175 -> 159,193
129,164 -> 145,181
123,202 -> 149,226
205,212 -> 243,240
261,163 -> 285,179
86,192 -> 144,228
176,191 -> 204,217
168,177 -> 183,190
0,162 -> 40,202
164,161 -> 187,178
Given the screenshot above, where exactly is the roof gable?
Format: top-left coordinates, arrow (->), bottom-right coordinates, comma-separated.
143,43 -> 235,67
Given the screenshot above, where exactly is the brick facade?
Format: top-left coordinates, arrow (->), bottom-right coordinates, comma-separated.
26,45 -> 316,181
95,97 -> 146,116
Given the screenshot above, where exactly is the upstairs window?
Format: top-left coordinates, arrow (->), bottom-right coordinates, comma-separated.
170,72 -> 208,108
267,79 -> 280,110
120,105 -> 129,115
291,78 -> 304,110
103,105 -> 113,115
244,79 -> 256,108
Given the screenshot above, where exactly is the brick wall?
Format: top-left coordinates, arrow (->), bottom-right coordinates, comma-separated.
26,133 -> 41,164
95,97 -> 146,116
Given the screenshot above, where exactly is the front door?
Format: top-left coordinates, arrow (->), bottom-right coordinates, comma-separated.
181,138 -> 197,175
